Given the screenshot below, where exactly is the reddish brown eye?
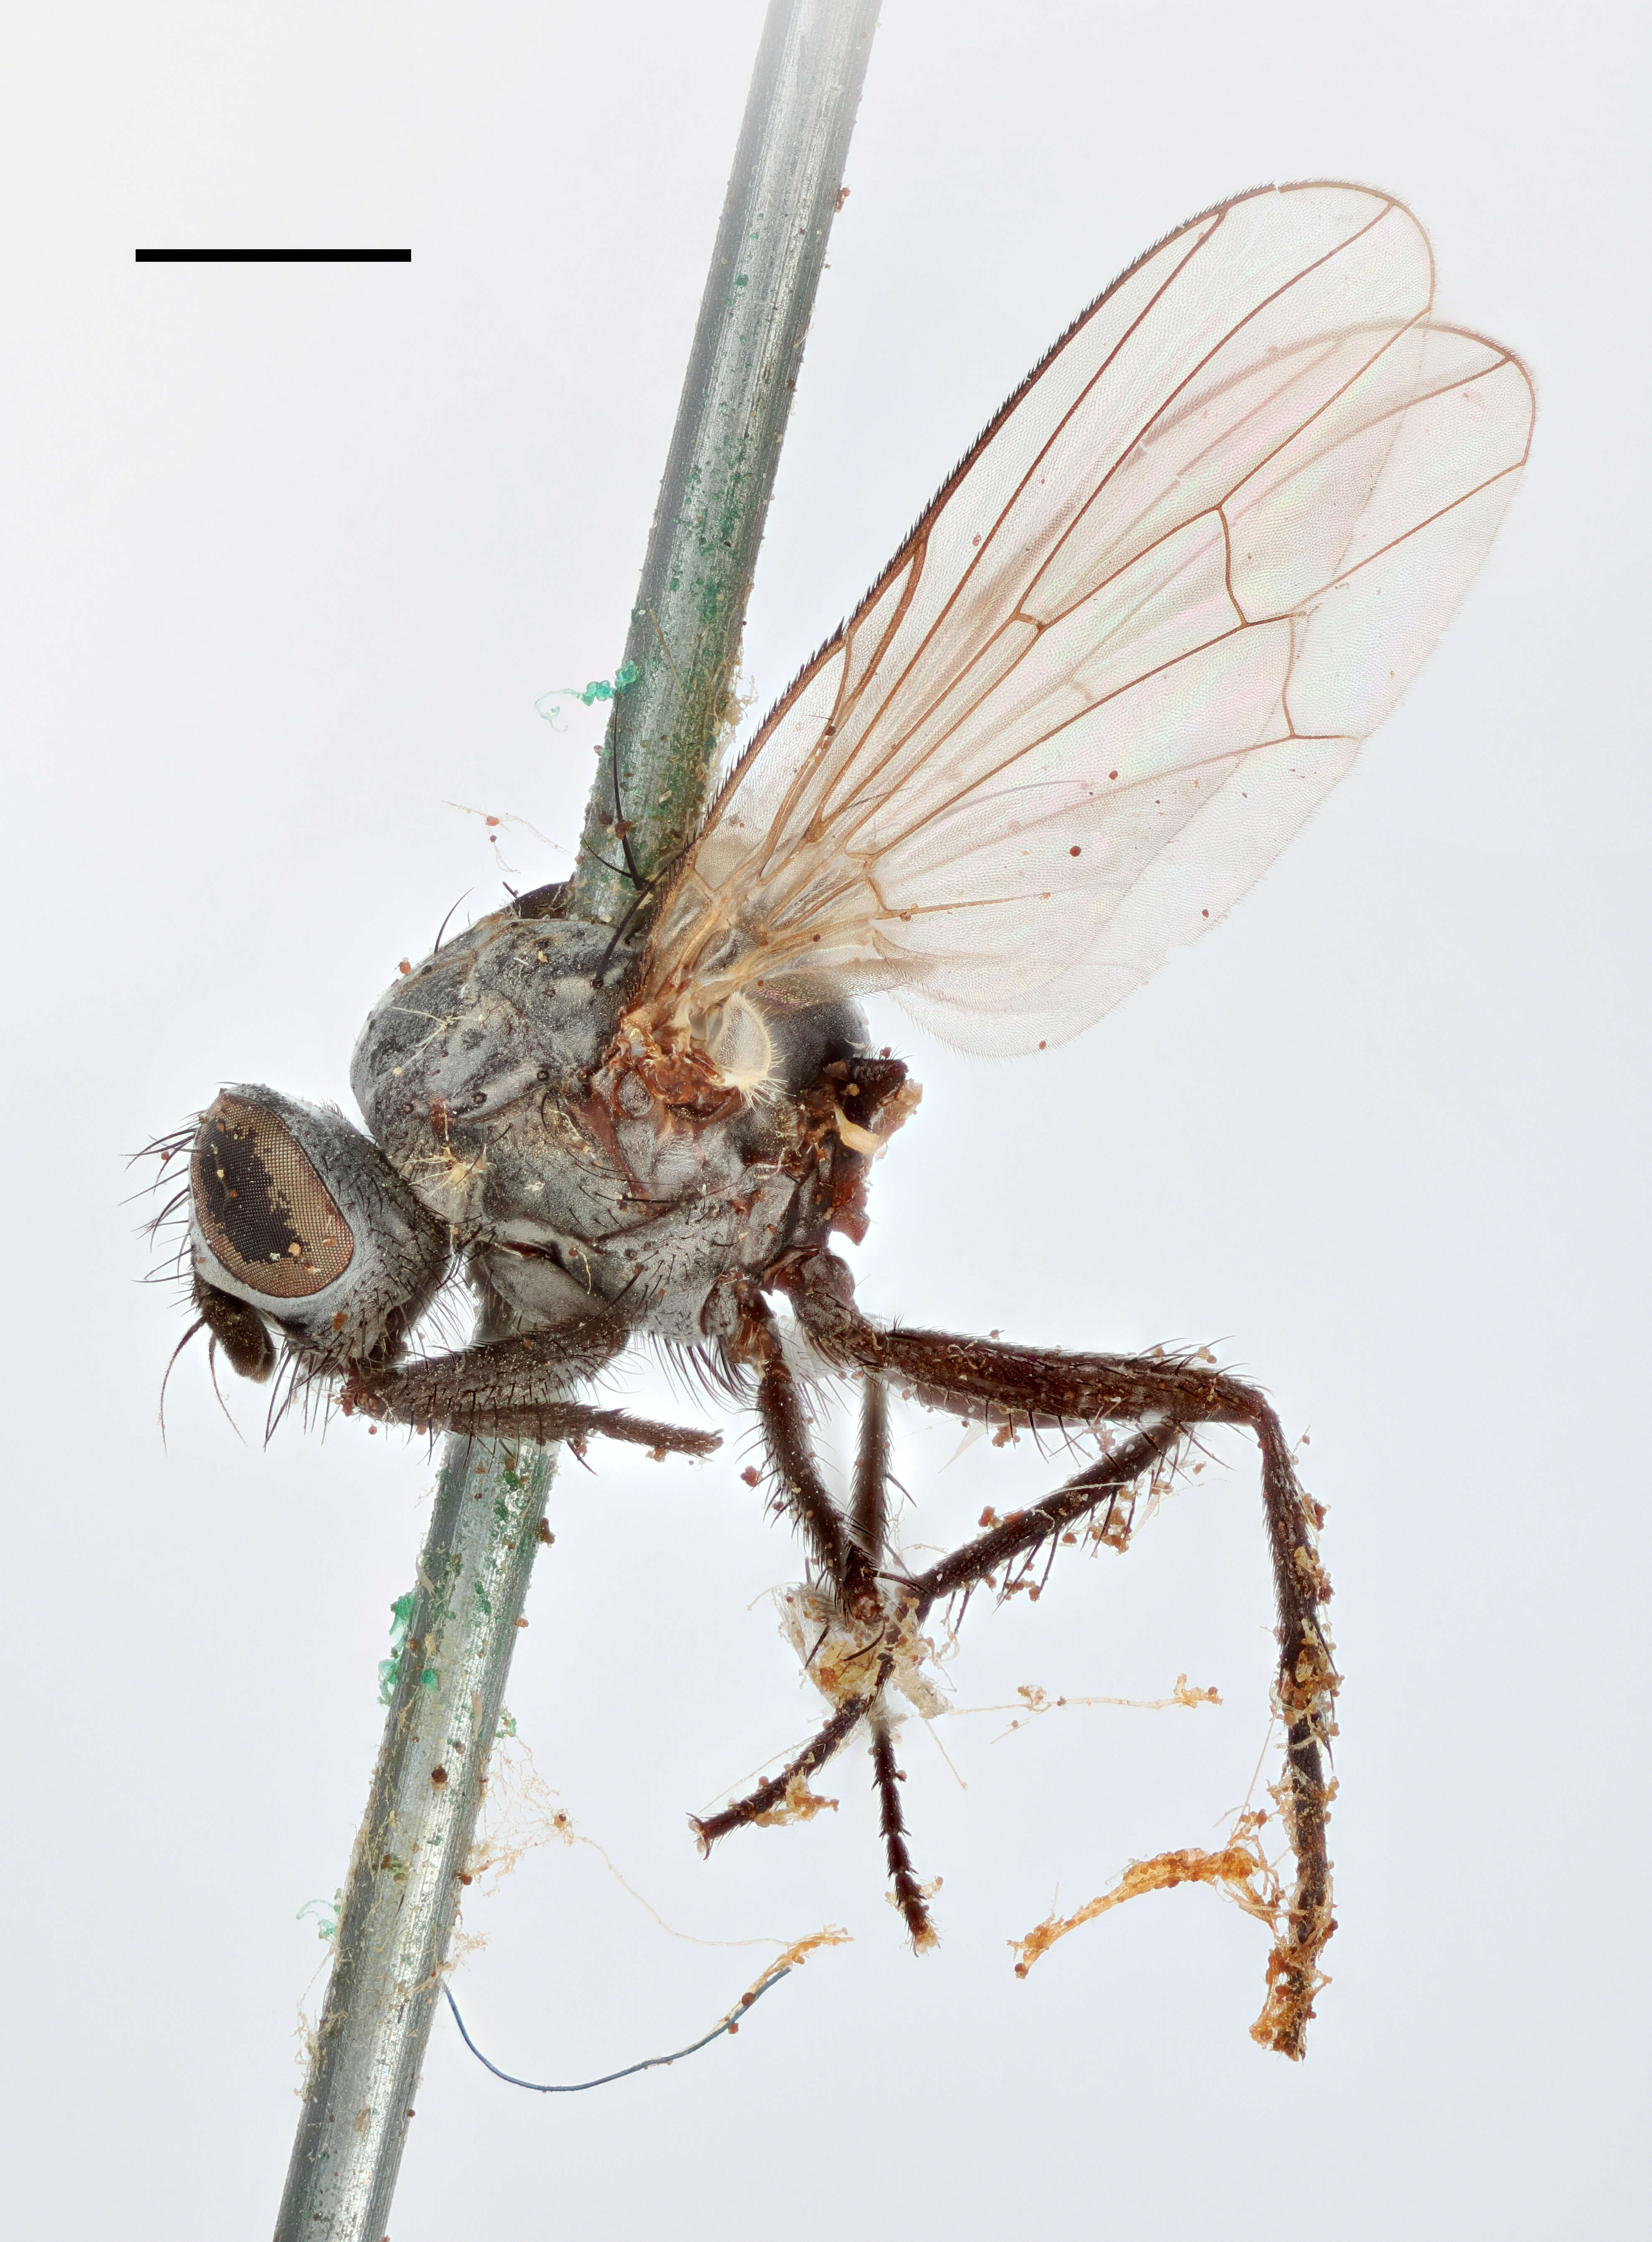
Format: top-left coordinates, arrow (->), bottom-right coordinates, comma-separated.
192,1093 -> 355,1298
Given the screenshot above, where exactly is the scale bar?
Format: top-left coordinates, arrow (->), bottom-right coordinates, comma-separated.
135,248 -> 411,264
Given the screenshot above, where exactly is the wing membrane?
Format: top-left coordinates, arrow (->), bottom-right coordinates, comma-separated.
638,183 -> 1533,1060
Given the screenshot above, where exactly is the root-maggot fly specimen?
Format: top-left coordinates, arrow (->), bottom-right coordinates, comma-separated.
152,183 -> 1531,2057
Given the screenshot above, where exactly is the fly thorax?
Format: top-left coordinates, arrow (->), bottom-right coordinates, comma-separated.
351,907 -> 633,1233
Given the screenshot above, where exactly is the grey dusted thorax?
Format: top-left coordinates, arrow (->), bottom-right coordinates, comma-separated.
351,904 -> 869,1343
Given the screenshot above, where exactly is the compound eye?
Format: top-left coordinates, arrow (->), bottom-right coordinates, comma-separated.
191,1092 -> 355,1298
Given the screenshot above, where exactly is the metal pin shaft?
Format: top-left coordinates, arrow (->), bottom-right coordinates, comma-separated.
273,6 -> 879,2234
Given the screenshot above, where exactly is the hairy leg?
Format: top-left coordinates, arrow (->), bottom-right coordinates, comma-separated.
743,1298 -> 878,1612
339,1318 -> 718,1458
869,1709 -> 937,1952
695,1376 -> 1190,1965
907,1424 -> 1180,1620
850,1370 -> 890,1566
691,1667 -> 884,1853
785,1249 -> 1338,2059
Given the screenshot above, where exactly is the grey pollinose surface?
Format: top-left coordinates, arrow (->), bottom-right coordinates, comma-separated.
352,902 -> 872,1344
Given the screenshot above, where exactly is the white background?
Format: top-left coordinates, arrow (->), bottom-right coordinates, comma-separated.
4,2 -> 1647,2234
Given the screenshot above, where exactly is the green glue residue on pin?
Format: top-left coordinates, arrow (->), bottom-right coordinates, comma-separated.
377,1592 -> 417,1704
297,1889 -> 343,1941
576,660 -> 639,706
378,1592 -> 437,1703
536,661 -> 639,729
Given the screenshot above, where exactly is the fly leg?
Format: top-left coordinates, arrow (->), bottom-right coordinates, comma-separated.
869,1703 -> 937,1952
904,1425 -> 1183,1623
850,1369 -> 890,1568
699,1364 -> 940,1945
339,1315 -> 718,1458
691,1662 -> 886,1853
851,1370 -> 938,1948
783,1248 -> 1338,2059
875,1424 -> 1180,1952
743,1296 -> 878,1613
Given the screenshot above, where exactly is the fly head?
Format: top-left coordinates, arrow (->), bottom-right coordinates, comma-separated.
188,1086 -> 451,1376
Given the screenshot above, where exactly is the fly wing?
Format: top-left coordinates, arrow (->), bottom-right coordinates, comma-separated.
639,182 -> 1533,1061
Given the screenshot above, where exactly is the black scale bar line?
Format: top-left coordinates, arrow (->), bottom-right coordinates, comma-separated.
135,248 -> 411,264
